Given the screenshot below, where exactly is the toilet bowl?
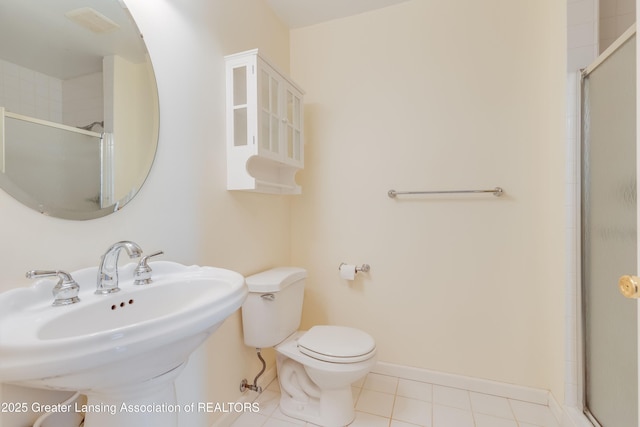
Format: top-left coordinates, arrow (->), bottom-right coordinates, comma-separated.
241,267 -> 377,427
276,328 -> 376,426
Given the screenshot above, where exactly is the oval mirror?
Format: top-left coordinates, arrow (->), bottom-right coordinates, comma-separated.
0,0 -> 158,220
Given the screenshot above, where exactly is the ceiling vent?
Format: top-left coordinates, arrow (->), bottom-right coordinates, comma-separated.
65,7 -> 119,33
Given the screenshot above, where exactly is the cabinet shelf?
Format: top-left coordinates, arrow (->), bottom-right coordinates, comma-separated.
225,49 -> 304,194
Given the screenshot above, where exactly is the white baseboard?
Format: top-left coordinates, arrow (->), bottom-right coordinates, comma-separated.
373,361 -> 550,405
211,361 -> 595,427
210,366 -> 277,427
374,362 -> 598,427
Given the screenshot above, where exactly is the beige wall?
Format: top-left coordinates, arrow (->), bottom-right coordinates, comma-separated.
0,0 -> 289,426
290,0 -> 567,401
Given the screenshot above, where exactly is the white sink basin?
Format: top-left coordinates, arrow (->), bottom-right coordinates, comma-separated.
0,261 -> 247,427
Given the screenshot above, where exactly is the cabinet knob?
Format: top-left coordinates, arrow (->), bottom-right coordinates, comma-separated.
619,275 -> 640,299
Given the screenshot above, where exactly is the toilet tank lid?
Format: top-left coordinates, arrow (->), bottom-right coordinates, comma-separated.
245,267 -> 307,292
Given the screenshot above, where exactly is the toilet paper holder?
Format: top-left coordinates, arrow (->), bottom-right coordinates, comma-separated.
338,263 -> 370,273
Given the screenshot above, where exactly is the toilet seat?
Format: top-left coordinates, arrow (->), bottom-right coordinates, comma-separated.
297,326 -> 376,363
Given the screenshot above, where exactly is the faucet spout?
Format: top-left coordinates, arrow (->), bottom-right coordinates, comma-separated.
96,241 -> 143,294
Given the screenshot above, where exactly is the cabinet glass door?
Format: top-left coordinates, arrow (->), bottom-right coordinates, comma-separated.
259,67 -> 281,160
232,66 -> 248,147
284,87 -> 303,166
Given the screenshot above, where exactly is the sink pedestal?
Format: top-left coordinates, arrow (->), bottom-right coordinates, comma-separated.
83,364 -> 184,427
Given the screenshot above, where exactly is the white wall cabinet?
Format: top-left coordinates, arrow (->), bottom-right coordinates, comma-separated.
225,49 -> 304,194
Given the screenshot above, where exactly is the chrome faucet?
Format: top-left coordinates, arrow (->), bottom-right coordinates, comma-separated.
96,241 -> 143,294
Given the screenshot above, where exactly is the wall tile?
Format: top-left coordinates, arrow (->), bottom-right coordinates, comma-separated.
568,0 -> 597,26
0,59 -> 63,122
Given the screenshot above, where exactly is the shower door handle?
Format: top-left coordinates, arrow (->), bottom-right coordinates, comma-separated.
618,275 -> 640,298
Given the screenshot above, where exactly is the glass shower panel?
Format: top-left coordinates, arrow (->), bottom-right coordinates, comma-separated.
3,117 -> 101,214
582,34 -> 636,427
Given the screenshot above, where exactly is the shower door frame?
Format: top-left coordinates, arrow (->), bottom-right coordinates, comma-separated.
577,24 -> 638,427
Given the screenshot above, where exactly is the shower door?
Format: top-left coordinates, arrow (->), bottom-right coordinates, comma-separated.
581,31 -> 637,427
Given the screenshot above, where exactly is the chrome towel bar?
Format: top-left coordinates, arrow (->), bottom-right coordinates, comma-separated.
387,187 -> 504,198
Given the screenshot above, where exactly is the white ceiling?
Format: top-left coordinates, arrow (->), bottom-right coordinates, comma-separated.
0,0 -> 147,80
1,0 -> 410,80
266,0 -> 410,29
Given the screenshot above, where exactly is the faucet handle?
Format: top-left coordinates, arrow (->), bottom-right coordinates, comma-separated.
26,270 -> 80,306
133,251 -> 164,285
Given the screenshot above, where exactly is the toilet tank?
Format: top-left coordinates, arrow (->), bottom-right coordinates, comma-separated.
241,267 -> 306,349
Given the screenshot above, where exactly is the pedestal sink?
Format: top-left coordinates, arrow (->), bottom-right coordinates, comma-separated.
0,261 -> 247,427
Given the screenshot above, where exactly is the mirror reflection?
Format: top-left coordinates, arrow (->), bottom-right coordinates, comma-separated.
0,0 -> 159,220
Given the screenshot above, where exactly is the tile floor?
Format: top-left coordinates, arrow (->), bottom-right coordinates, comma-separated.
231,372 -> 560,427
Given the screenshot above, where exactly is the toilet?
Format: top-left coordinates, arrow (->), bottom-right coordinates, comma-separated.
242,267 -> 376,427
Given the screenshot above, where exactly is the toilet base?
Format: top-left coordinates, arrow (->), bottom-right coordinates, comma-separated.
276,345 -> 360,426
279,385 -> 355,427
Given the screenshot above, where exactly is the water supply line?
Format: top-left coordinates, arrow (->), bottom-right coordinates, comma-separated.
240,348 -> 265,393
